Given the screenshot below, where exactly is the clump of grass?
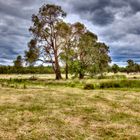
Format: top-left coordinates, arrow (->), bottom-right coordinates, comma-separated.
29,76 -> 38,81
99,81 -> 121,89
68,82 -> 76,87
1,82 -> 8,87
99,79 -> 140,89
23,84 -> 27,89
9,84 -> 15,88
10,78 -> 26,83
84,83 -> 94,90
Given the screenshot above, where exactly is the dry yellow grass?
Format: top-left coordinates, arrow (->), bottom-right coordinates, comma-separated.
0,86 -> 140,140
0,74 -> 56,80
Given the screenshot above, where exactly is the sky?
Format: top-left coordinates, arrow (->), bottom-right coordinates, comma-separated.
0,0 -> 140,66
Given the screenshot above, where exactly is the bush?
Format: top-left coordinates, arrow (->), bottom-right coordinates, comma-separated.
84,83 -> 94,90
99,79 -> 140,89
99,81 -> 121,89
68,82 -> 76,87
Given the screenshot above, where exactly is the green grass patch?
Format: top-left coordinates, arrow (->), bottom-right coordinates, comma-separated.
99,79 -> 140,89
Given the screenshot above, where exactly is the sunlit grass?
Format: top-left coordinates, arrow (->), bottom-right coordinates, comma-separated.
0,86 -> 140,139
0,74 -> 140,139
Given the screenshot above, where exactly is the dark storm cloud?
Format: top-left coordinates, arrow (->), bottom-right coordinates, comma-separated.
129,0 -> 140,13
66,0 -> 128,26
0,1 -> 34,20
0,0 -> 35,65
92,9 -> 114,25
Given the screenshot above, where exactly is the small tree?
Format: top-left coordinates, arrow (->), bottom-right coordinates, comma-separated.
25,39 -> 39,66
13,55 -> 23,68
111,64 -> 120,74
126,59 -> 135,73
94,42 -> 111,77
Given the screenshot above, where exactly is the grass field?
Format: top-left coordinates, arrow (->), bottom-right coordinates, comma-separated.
0,74 -> 140,140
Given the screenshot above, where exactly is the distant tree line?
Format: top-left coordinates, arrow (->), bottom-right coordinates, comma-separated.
110,59 -> 140,74
1,59 -> 139,75
0,65 -> 54,74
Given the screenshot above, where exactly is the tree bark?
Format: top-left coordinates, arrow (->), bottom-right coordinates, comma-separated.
65,62 -> 68,79
79,72 -> 84,79
54,52 -> 62,80
55,63 -> 62,80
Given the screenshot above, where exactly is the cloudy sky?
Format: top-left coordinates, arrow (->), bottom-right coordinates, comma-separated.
0,0 -> 140,66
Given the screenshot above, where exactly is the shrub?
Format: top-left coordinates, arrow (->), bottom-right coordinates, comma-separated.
99,81 -> 121,89
84,83 -> 94,90
68,82 -> 76,87
99,79 -> 140,89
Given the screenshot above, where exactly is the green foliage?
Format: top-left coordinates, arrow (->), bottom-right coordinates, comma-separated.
99,81 -> 121,89
13,55 -> 23,68
69,31 -> 111,79
111,64 -> 120,73
99,80 -> 140,89
0,66 -> 54,74
126,59 -> 140,73
1,75 -> 140,90
109,60 -> 140,74
25,39 -> 39,66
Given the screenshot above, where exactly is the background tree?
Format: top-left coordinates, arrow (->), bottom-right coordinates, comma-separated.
13,55 -> 23,68
69,27 -> 111,79
126,59 -> 135,73
126,59 -> 140,73
90,42 -> 111,77
25,39 -> 39,66
134,63 -> 140,73
111,64 -> 120,73
68,23 -> 89,79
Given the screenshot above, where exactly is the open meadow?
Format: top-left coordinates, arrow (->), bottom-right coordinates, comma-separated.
1,0 -> 140,139
0,74 -> 140,140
